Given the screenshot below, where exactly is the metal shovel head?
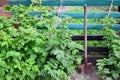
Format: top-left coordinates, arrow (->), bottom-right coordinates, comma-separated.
80,63 -> 93,74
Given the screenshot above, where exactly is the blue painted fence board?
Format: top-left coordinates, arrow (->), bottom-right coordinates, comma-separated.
7,0 -> 32,6
5,12 -> 120,18
29,12 -> 42,17
7,0 -> 120,6
29,12 -> 120,18
42,0 -> 120,6
37,24 -> 120,30
64,24 -> 120,30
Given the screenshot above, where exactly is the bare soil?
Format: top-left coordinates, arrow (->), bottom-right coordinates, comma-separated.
70,67 -> 102,80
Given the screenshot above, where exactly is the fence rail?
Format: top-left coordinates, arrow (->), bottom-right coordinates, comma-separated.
42,0 -> 120,6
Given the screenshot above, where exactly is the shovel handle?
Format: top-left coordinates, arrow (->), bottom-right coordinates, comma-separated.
84,4 -> 87,74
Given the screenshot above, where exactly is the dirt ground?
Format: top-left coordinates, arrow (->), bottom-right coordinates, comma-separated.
70,67 -> 102,80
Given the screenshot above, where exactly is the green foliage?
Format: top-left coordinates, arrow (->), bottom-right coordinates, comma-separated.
97,17 -> 120,80
2,1 -> 120,80
68,6 -> 120,80
0,2 -> 83,80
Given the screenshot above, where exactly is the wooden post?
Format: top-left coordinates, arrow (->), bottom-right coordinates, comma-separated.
84,4 -> 87,74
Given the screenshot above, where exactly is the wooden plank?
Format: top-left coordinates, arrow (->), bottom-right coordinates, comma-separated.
118,6 -> 120,12
87,47 -> 109,52
30,12 -> 120,18
62,24 -> 120,30
0,12 -> 12,17
0,7 -> 5,12
37,24 -> 120,30
42,0 -> 120,6
2,12 -> 120,18
82,55 -> 108,66
7,0 -> 32,6
72,35 -> 104,41
29,12 -> 42,17
59,12 -> 120,18
0,0 -> 8,6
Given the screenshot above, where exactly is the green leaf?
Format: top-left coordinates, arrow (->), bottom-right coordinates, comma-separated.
76,56 -> 82,64
0,23 -> 4,29
56,53 -> 64,59
61,59 -> 68,68
12,57 -> 19,64
41,57 -> 46,63
51,49 -> 64,55
44,65 -> 51,71
117,62 -> 120,68
32,65 -> 39,72
107,57 -> 116,65
6,51 -> 21,58
30,54 -> 37,60
33,47 -> 41,53
114,51 -> 120,58
72,49 -> 79,55
112,72 -> 119,79
0,68 -> 5,77
106,77 -> 112,80
42,52 -> 48,57
98,66 -> 104,71
0,58 -> 7,67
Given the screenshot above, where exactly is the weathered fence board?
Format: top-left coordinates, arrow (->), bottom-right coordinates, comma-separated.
0,12 -> 12,17
2,12 -> 120,18
64,24 -> 120,30
36,24 -> 120,30
7,0 -> 31,6
72,35 -> 104,41
87,47 -> 109,52
42,0 -> 120,6
0,0 -> 31,6
30,12 -> 120,18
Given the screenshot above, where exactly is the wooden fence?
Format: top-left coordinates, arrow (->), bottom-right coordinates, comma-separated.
0,0 -> 120,65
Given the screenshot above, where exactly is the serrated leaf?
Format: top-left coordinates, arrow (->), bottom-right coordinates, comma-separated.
114,51 -> 120,58
0,58 -> 7,67
51,48 -> 64,55
107,57 -> 116,65
56,53 -> 64,59
30,54 -> 37,60
42,52 -> 48,57
0,23 -> 4,29
106,77 -> 112,80
44,65 -> 51,71
112,72 -> 119,79
76,56 -> 82,64
6,51 -> 20,58
0,68 -> 5,77
33,47 -> 41,53
32,65 -> 39,72
61,59 -> 68,67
